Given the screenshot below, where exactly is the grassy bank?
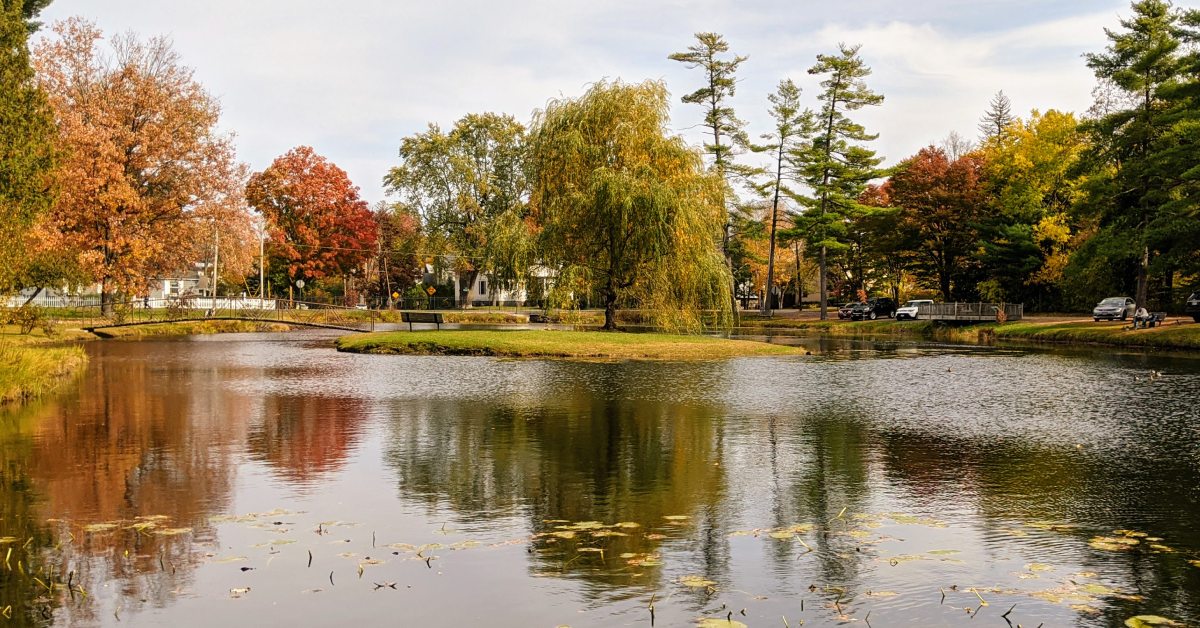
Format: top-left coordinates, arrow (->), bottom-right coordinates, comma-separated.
0,328 -> 88,405
740,316 -> 1200,351
990,320 -> 1200,350
89,320 -> 292,338
336,329 -> 806,359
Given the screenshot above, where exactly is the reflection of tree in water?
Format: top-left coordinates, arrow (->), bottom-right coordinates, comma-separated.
757,404 -> 874,596
0,401 -> 62,628
382,361 -> 734,600
1,346 -> 251,625
247,395 -> 370,485
876,429 -> 1200,623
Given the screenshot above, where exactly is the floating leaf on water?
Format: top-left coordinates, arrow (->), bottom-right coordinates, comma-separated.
551,531 -> 577,540
698,620 -> 747,628
1025,562 -> 1054,572
1030,590 -> 1063,604
1149,544 -> 1173,552
614,522 -> 641,529
1125,616 -> 1184,627
728,530 -> 759,537
543,519 -> 570,524
577,547 -> 604,554
1188,560 -> 1200,568
450,540 -> 482,550
591,531 -> 627,538
1071,604 -> 1101,615
885,554 -> 926,566
1078,583 -> 1117,596
646,534 -> 667,540
928,549 -> 959,556
82,523 -> 120,533
1073,571 -> 1099,579
567,521 -> 606,530
768,531 -> 795,540
679,575 -> 716,588
1017,573 -> 1040,580
867,590 -> 899,597
229,587 -> 251,598
1113,529 -> 1147,538
0,537 -> 18,545
154,527 -> 192,536
619,553 -> 637,559
663,515 -> 690,521
270,539 -> 295,545
1089,536 -> 1139,551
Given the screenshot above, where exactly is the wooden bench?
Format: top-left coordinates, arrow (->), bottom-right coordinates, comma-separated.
401,311 -> 443,331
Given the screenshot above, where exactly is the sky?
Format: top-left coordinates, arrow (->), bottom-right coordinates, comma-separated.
34,0 -> 1133,203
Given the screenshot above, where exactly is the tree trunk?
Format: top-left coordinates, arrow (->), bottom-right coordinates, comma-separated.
818,245 -> 827,320
100,278 -> 112,316
1136,245 -> 1149,308
602,287 -> 618,331
763,144 -> 784,316
21,287 -> 43,307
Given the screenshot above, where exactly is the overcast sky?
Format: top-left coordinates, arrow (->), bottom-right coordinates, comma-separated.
35,0 -> 1131,203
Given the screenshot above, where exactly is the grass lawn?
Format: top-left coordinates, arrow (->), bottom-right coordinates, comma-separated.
992,319 -> 1200,350
89,320 -> 291,338
335,329 -> 805,359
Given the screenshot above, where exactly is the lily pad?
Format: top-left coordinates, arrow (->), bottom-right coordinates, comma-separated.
1125,616 -> 1183,627
698,619 -> 747,628
663,515 -> 690,521
680,575 -> 716,588
1025,562 -> 1054,572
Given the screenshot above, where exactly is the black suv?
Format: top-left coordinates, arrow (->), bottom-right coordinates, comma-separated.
1187,291 -> 1200,323
850,297 -> 897,320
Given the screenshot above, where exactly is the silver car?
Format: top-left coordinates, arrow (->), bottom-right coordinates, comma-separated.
1093,296 -> 1135,321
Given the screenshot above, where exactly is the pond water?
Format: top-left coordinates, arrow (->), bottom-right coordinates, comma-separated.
1,331 -> 1198,627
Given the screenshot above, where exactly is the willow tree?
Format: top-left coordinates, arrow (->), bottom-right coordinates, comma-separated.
529,79 -> 731,331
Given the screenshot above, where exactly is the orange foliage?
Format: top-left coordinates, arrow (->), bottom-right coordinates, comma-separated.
32,19 -> 253,299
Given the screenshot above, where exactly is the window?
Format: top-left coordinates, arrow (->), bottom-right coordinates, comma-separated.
479,280 -> 487,295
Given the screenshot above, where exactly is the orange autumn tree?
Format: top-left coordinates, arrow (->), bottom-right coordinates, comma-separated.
33,19 -> 251,311
246,146 -> 377,293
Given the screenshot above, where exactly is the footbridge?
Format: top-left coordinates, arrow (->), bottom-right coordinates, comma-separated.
71,298 -> 378,334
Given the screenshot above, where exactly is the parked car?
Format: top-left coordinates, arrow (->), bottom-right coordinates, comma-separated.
1093,296 -> 1135,321
895,299 -> 934,321
837,303 -> 857,319
1186,291 -> 1200,323
850,297 -> 897,321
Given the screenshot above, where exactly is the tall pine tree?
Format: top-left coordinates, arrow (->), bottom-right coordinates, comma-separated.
1082,0 -> 1186,309
793,44 -> 884,318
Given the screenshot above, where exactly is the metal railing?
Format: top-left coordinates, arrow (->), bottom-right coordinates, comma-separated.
58,298 -> 379,332
920,302 -> 1024,321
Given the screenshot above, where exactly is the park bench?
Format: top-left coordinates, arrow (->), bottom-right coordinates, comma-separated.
1134,311 -> 1167,329
401,311 -> 443,331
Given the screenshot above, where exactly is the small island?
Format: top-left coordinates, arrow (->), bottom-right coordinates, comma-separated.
335,329 -> 806,360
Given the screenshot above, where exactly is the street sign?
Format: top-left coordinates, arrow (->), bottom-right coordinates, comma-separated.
425,286 -> 436,296
295,279 -> 305,289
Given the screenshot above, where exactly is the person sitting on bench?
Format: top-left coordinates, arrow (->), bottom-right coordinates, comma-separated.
1133,306 -> 1150,328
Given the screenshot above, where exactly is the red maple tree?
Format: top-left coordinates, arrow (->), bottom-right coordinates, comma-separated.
246,146 -> 377,283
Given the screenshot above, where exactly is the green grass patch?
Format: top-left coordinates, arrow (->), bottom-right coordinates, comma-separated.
992,320 -> 1200,350
0,339 -> 88,406
738,318 -> 939,338
335,329 -> 805,359
91,320 -> 292,338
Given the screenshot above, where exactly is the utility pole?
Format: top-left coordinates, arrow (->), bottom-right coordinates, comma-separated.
259,231 -> 265,301
212,224 -> 220,301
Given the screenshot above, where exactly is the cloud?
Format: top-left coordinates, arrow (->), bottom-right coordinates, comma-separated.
35,0 -> 1128,201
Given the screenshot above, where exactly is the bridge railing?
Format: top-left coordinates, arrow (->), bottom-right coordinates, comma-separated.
919,302 -> 1023,321
58,298 -> 379,332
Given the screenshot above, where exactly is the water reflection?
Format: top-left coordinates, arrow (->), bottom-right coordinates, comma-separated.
0,333 -> 1196,626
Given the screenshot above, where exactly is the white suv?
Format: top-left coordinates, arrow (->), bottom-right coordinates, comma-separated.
895,299 -> 933,320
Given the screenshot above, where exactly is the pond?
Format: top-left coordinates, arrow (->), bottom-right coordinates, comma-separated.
1,331 -> 1198,627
